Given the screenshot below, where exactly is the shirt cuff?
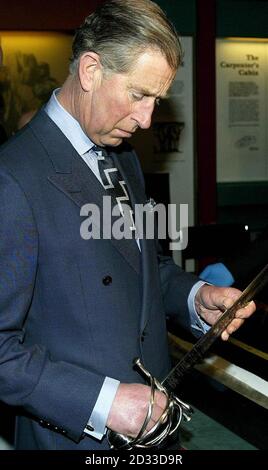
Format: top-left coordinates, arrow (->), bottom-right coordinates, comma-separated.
84,376 -> 120,441
188,280 -> 211,334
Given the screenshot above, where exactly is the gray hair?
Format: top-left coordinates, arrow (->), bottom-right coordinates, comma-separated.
70,0 -> 182,75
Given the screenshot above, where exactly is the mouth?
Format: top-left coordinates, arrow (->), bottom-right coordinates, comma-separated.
115,128 -> 135,138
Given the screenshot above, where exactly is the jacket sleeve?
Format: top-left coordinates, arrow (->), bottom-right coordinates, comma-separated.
0,167 -> 105,443
158,253 -> 199,331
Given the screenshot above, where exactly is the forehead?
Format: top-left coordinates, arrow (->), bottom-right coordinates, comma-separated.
126,50 -> 176,97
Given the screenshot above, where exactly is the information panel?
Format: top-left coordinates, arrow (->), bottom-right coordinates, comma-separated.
216,39 -> 268,182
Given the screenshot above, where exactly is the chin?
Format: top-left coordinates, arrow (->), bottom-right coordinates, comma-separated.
105,137 -> 123,147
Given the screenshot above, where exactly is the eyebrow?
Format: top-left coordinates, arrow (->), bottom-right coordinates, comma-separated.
129,85 -> 167,99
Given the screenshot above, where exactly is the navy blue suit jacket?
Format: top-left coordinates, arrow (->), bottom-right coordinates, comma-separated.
0,110 -> 198,449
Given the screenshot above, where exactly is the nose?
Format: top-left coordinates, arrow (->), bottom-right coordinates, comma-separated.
132,100 -> 155,129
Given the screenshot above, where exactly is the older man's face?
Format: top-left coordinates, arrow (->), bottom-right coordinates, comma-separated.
81,49 -> 175,147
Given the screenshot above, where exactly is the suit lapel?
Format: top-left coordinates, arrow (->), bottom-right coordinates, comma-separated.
139,237 -> 156,334
30,110 -> 141,275
49,156 -> 141,274
111,149 -> 157,333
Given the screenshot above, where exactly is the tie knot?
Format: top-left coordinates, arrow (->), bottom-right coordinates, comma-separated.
92,144 -> 107,156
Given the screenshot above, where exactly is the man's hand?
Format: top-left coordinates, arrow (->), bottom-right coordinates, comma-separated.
195,285 -> 256,340
106,383 -> 167,437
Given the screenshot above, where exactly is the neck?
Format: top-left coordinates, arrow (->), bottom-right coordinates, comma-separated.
57,74 -> 80,120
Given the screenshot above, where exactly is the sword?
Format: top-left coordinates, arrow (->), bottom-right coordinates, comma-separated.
164,262 -> 268,391
107,263 -> 268,449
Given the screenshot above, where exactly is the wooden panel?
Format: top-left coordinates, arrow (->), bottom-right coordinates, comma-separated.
196,0 -> 217,224
0,0 -> 104,30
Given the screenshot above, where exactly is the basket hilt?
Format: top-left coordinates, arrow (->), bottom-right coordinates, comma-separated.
107,358 -> 192,450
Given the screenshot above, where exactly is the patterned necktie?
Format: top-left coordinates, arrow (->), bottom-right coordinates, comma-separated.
93,145 -> 136,234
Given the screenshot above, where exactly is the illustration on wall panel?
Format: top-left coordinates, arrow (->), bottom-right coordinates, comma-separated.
0,32 -> 72,135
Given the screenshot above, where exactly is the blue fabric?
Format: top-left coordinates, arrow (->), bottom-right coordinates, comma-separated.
199,262 -> 235,287
188,280 -> 210,334
0,108 -> 200,450
46,90 -> 120,439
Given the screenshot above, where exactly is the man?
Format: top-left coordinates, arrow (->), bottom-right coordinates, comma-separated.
0,0 -> 255,450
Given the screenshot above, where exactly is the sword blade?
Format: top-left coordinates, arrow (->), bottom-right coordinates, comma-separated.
163,263 -> 268,391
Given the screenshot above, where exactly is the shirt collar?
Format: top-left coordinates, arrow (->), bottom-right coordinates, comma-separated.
44,88 -> 94,156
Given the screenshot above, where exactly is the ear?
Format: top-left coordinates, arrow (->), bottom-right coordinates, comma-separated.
78,52 -> 102,91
